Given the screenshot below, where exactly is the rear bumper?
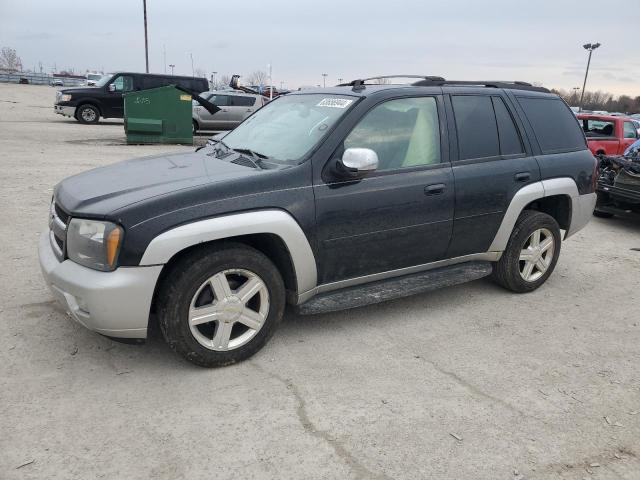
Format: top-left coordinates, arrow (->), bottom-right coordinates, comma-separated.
566,192 -> 597,238
38,232 -> 162,338
54,105 -> 76,118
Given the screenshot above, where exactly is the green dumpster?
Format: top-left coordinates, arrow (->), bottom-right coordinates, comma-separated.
124,85 -> 193,144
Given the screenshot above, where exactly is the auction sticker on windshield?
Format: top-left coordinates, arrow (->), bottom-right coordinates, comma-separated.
317,98 -> 353,108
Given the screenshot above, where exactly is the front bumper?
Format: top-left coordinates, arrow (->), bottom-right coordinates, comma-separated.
54,105 -> 76,118
38,232 -> 162,338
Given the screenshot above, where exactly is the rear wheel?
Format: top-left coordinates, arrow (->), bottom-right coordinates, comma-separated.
157,244 -> 285,367
76,104 -> 100,124
492,210 -> 561,293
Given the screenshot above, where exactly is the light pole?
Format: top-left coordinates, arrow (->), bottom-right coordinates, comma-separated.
142,0 -> 149,73
579,42 -> 601,112
338,77 -> 343,84
169,64 -> 175,75
212,71 -> 217,88
322,73 -> 327,88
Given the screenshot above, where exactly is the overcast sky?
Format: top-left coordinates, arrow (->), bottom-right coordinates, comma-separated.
1,0 -> 638,96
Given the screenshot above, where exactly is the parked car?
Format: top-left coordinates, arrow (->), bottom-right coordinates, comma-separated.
50,79 -> 64,87
86,72 -> 104,87
54,72 -> 209,124
594,146 -> 640,218
39,76 -> 597,367
576,114 -> 639,156
192,90 -> 266,132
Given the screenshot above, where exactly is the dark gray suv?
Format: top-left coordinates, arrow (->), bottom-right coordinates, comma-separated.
40,75 -> 597,367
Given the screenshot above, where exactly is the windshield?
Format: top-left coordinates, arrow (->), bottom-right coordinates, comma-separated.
95,74 -> 113,88
221,93 -> 357,164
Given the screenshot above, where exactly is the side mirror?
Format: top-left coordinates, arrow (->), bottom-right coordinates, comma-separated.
108,84 -> 116,92
336,148 -> 379,178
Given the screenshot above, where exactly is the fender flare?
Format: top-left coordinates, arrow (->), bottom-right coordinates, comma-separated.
139,210 -> 318,295
488,178 -> 585,252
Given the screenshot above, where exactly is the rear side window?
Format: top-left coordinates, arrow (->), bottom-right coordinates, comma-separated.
452,95 -> 499,160
229,96 -> 256,107
517,97 -> 586,153
492,97 -> 524,155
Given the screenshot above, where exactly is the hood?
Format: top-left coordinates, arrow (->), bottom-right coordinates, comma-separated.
54,150 -> 266,217
60,87 -> 100,95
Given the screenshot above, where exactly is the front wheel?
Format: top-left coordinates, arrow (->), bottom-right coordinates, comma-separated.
192,120 -> 199,134
76,104 -> 100,124
157,243 -> 285,367
492,210 -> 561,293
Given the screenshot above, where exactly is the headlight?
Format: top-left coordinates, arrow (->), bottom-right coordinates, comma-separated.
60,94 -> 72,102
66,219 -> 123,271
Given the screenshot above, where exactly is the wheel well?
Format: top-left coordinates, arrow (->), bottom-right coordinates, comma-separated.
596,149 -> 606,156
524,195 -> 571,230
149,233 -> 298,314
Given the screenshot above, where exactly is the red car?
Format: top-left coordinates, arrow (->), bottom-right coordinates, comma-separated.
577,114 -> 639,156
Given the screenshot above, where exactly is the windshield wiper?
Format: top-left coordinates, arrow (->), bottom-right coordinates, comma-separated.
232,148 -> 269,160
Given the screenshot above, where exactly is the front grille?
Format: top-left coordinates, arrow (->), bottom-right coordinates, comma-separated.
49,200 -> 67,261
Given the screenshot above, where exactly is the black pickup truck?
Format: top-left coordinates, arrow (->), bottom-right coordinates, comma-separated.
53,72 -> 208,124
40,75 -> 597,367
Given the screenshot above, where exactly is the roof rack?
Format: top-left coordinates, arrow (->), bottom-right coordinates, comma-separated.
338,75 -> 549,93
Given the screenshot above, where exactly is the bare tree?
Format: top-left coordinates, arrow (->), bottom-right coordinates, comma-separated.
246,70 -> 267,86
553,88 -> 640,113
194,68 -> 206,78
218,74 -> 231,89
0,47 -> 22,72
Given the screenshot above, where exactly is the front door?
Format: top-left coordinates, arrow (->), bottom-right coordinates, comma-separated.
105,74 -> 134,117
198,94 -> 233,130
314,95 -> 454,284
227,95 -> 258,127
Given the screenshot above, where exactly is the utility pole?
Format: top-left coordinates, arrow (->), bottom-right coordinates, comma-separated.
163,44 -> 166,74
579,42 -> 601,112
268,63 -> 273,100
143,0 -> 149,73
190,53 -> 194,77
322,73 -> 328,88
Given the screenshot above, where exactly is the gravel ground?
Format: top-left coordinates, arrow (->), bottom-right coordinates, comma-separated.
1,84 -> 639,480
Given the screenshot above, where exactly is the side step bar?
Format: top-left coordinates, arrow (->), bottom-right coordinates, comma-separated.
297,261 -> 493,315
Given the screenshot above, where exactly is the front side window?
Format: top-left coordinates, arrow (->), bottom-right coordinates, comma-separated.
344,97 -> 441,171
623,121 -> 638,139
111,75 -> 134,92
222,94 -> 356,164
452,95 -> 500,160
208,95 -> 229,107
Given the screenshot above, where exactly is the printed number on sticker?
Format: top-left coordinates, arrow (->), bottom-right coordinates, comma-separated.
317,98 -> 353,108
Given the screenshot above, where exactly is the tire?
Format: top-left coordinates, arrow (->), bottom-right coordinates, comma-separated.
76,104 -> 100,124
492,210 -> 561,293
593,209 -> 614,218
157,243 -> 285,367
192,120 -> 199,134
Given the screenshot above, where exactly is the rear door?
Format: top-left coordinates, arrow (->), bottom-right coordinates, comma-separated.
444,91 -> 540,257
622,120 -> 639,154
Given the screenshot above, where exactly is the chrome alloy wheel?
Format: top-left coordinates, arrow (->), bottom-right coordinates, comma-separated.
81,107 -> 97,123
188,269 -> 269,351
518,228 -> 555,282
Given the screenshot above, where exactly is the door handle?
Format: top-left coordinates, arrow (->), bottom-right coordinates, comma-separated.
424,183 -> 446,195
246,108 -> 253,112
514,172 -> 531,182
